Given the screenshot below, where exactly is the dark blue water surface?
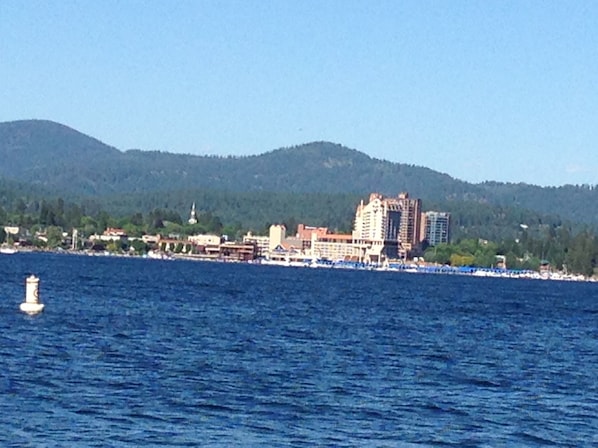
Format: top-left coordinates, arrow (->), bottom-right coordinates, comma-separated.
1,253 -> 596,447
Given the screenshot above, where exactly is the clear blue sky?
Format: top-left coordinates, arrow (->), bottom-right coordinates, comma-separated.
2,0 -> 597,186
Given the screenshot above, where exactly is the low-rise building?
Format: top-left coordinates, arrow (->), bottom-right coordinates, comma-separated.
297,224 -> 329,250
3,226 -> 20,237
311,232 -> 354,261
269,224 -> 286,252
219,241 -> 258,261
243,232 -> 270,256
141,234 -> 161,245
91,227 -> 128,243
188,234 -> 222,246
159,238 -> 194,253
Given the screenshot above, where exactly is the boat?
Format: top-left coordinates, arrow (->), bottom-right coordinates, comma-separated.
0,245 -> 17,254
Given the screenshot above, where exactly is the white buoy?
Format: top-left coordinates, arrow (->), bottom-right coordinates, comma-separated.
20,275 -> 45,315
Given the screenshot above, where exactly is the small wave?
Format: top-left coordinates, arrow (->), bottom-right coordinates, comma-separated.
420,402 -> 469,417
425,353 -> 454,362
125,411 -> 170,423
193,402 -> 238,414
74,407 -> 102,416
460,376 -> 503,388
511,431 -> 558,446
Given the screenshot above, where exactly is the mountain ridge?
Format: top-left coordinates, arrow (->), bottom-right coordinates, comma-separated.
1,119 -> 597,226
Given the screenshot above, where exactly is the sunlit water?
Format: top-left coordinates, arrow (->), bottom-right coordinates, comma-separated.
1,253 -> 596,446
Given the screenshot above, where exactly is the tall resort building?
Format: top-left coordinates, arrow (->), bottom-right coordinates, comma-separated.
423,211 -> 450,246
396,192 -> 422,256
353,192 -> 422,261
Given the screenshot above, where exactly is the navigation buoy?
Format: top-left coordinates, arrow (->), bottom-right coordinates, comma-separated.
20,275 -> 45,315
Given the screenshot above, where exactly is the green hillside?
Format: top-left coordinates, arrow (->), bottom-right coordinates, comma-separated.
1,119 -> 597,229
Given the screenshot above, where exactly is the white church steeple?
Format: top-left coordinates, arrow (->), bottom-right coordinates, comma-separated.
188,202 -> 198,224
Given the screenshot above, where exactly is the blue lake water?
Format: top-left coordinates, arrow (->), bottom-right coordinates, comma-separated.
0,252 -> 596,447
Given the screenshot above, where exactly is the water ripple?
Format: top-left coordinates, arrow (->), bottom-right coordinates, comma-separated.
0,253 -> 596,446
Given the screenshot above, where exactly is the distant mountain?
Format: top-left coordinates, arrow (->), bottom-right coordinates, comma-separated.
0,119 -> 469,197
1,119 -> 597,226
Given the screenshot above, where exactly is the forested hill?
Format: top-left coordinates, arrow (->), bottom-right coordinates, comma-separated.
0,120 -> 469,197
1,119 -> 597,225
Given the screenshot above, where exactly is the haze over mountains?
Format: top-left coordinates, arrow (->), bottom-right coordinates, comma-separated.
1,119 -> 597,228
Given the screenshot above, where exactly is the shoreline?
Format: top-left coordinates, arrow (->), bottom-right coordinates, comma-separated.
4,247 -> 597,283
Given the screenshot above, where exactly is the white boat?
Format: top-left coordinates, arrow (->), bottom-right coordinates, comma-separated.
146,250 -> 173,260
0,245 -> 17,255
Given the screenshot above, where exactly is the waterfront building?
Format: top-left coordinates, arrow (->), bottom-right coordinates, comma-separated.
296,224 -> 329,250
262,223 -> 306,262
158,238 -> 257,261
219,241 -> 258,261
243,232 -> 270,256
287,223 -> 354,261
353,193 -> 398,262
188,234 -> 222,246
353,192 -> 422,261
397,193 -> 422,256
268,224 -> 287,252
90,227 -> 128,243
3,226 -> 20,237
141,234 -> 161,245
310,232 -> 354,261
423,211 -> 450,246
160,238 -> 194,253
261,223 -> 355,262
3,226 -> 23,245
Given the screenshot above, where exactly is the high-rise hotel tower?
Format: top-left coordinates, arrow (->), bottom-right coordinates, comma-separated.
422,211 -> 450,246
396,192 -> 422,255
353,192 -> 422,261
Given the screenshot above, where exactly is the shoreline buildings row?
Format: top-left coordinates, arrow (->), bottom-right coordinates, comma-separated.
3,192 -> 449,264
245,192 -> 450,264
